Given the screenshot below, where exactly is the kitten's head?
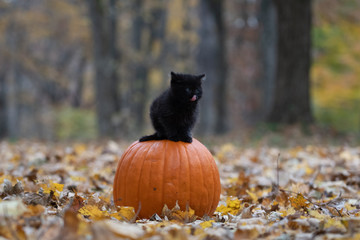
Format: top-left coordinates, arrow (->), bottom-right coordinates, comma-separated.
170,71 -> 205,103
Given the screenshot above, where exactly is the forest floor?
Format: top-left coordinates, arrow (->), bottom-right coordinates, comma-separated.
0,133 -> 360,239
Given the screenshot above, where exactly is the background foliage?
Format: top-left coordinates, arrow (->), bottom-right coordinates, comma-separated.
0,0 -> 359,141
312,0 -> 360,132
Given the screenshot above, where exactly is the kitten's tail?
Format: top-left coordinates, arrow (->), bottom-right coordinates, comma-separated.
139,133 -> 165,142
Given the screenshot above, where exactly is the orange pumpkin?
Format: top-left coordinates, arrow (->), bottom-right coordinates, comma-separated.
113,139 -> 221,219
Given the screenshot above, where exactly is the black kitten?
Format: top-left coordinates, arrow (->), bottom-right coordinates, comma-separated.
139,71 -> 205,143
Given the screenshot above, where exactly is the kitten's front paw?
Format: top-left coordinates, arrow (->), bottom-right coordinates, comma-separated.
180,136 -> 193,143
168,136 -> 180,142
168,135 -> 192,143
186,138 -> 193,143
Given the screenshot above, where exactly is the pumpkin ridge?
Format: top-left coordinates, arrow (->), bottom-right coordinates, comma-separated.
191,142 -> 209,214
213,156 -> 221,213
187,141 -> 204,216
161,140 -> 168,211
190,141 -> 209,215
114,142 -> 139,205
200,141 -> 220,215
203,142 -> 217,214
175,142 -> 181,208
137,141 -> 156,213
184,142 -> 193,212
180,143 -> 191,210
194,139 -> 219,215
124,142 -> 148,206
113,142 -> 138,203
202,143 -> 216,215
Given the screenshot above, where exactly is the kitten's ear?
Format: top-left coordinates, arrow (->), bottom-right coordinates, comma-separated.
170,71 -> 181,83
198,74 -> 206,81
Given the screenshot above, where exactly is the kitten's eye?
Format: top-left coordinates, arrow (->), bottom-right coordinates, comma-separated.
185,88 -> 191,93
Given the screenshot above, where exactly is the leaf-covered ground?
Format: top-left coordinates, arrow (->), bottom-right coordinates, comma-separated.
0,140 -> 360,239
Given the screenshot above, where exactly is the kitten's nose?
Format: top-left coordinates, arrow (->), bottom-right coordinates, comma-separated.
190,95 -> 197,101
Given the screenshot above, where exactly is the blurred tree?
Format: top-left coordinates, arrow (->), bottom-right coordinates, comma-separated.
131,0 -> 167,133
264,0 -> 313,124
87,0 -> 120,138
260,0 -> 277,120
0,3 -> 6,139
0,68 -> 6,138
165,0 -> 199,72
0,0 -> 91,140
312,0 -> 360,132
69,53 -> 87,108
197,0 -> 228,135
5,8 -> 25,139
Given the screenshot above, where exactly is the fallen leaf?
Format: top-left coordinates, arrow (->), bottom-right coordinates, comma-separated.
110,206 -> 135,221
289,193 -> 310,210
216,197 -> 241,215
93,220 -> 145,239
0,199 -> 28,217
78,204 -> 108,220
200,220 -> 214,228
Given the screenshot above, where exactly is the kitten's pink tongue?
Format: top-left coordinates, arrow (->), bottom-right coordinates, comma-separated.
190,95 -> 197,101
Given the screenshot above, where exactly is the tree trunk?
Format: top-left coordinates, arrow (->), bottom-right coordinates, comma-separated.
266,0 -> 313,124
5,19 -> 21,140
260,0 -> 277,119
131,0 -> 166,133
197,0 -> 228,135
131,0 -> 148,133
70,54 -> 86,108
0,70 -> 6,138
88,0 -> 119,138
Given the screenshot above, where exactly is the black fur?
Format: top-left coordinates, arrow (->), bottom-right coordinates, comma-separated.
139,71 -> 205,143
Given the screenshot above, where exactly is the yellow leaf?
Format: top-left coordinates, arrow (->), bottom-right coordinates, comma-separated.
216,197 -> 241,215
324,218 -> 346,231
172,207 -> 196,222
200,220 -> 214,229
79,205 -> 108,221
110,207 -> 135,221
246,189 -> 258,203
309,210 -> 326,220
50,181 -> 64,192
279,207 -> 296,217
289,194 -> 309,210
38,180 -> 64,197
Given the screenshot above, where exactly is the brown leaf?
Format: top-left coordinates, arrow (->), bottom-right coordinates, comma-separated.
1,179 -> 24,198
289,193 -> 310,210
239,204 -> 256,219
234,226 -> 260,239
23,192 -> 48,206
161,202 -> 197,223
68,193 -> 85,213
63,209 -> 80,236
25,168 -> 38,183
